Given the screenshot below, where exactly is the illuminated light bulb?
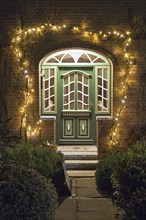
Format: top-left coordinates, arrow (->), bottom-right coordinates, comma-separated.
103,34 -> 107,39
49,24 -> 52,27
37,27 -> 41,32
73,27 -> 79,30
32,132 -> 35,136
124,96 -> 127,99
58,26 -> 61,29
108,32 -> 111,35
113,132 -> 116,136
124,53 -> 129,58
25,31 -> 27,34
25,75 -> 29,78
126,43 -> 129,46
63,24 -> 66,28
28,126 -> 31,131
126,31 -> 130,35
31,89 -> 34,92
128,38 -> 131,42
113,30 -> 117,34
89,32 -> 92,35
39,119 -> 42,123
16,36 -> 21,42
99,31 -> 102,35
41,25 -> 45,29
32,28 -> 36,31
28,29 -> 32,33
117,113 -> 119,116
120,34 -> 124,38
18,52 -> 22,57
39,127 -> 41,130
24,70 -> 28,73
117,32 -> 120,36
45,23 -> 48,26
117,123 -> 120,126
53,26 -> 57,30
115,117 -> 118,121
121,99 -> 125,103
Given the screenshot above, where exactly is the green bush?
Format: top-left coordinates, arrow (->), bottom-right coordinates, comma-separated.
96,142 -> 146,220
111,143 -> 146,220
0,163 -> 58,220
4,143 -> 65,195
95,152 -> 121,195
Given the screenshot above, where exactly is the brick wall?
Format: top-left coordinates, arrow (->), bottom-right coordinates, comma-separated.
1,0 -> 146,146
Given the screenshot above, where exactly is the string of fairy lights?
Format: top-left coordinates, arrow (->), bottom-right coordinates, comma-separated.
11,22 -> 136,145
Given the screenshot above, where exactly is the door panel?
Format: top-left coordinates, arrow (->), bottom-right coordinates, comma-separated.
78,118 -> 89,137
57,67 -> 96,145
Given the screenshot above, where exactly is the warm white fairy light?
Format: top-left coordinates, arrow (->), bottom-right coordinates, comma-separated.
11,21 -> 135,145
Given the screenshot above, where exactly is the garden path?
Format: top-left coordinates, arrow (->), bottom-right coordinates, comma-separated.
55,177 -> 121,220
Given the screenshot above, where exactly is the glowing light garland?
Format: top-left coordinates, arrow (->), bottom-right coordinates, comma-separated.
11,22 -> 136,145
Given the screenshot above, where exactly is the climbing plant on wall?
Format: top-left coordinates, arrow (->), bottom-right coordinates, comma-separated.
10,21 -> 138,147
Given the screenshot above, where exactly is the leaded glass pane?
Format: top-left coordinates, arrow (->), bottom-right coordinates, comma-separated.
77,73 -> 89,110
63,73 -> 75,110
84,76 -> 88,85
62,54 -> 74,63
97,68 -> 109,113
43,68 -> 55,112
78,53 -> 90,63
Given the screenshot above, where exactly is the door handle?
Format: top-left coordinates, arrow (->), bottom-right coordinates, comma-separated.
90,102 -> 93,115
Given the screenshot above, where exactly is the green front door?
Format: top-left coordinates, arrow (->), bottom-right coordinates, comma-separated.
57,67 -> 96,145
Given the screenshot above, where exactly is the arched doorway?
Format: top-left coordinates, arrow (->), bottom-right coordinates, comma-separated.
39,48 -> 113,145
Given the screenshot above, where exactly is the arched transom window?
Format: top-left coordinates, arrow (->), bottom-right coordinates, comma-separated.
39,49 -> 113,118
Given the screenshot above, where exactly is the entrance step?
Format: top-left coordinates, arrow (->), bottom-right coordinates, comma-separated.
64,153 -> 98,160
67,170 -> 96,177
65,160 -> 99,170
57,145 -> 98,177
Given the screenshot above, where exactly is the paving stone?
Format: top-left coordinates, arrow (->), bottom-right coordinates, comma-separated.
77,177 -> 96,188
55,198 -> 76,220
77,187 -> 103,198
55,178 -> 118,220
78,198 -> 116,219
78,211 -> 115,220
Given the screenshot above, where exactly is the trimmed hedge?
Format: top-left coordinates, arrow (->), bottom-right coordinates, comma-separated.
95,142 -> 146,220
95,152 -> 121,196
4,143 -> 65,195
0,163 -> 58,220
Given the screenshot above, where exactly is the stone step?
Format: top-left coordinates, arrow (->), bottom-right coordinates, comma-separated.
65,160 -> 98,170
63,151 -> 98,160
67,170 -> 96,177
58,145 -> 98,175
57,145 -> 98,152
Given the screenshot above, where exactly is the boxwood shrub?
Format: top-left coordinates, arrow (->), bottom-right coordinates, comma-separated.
95,152 -> 121,196
4,143 -> 65,196
111,143 -> 146,220
95,142 -> 146,220
0,163 -> 58,220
